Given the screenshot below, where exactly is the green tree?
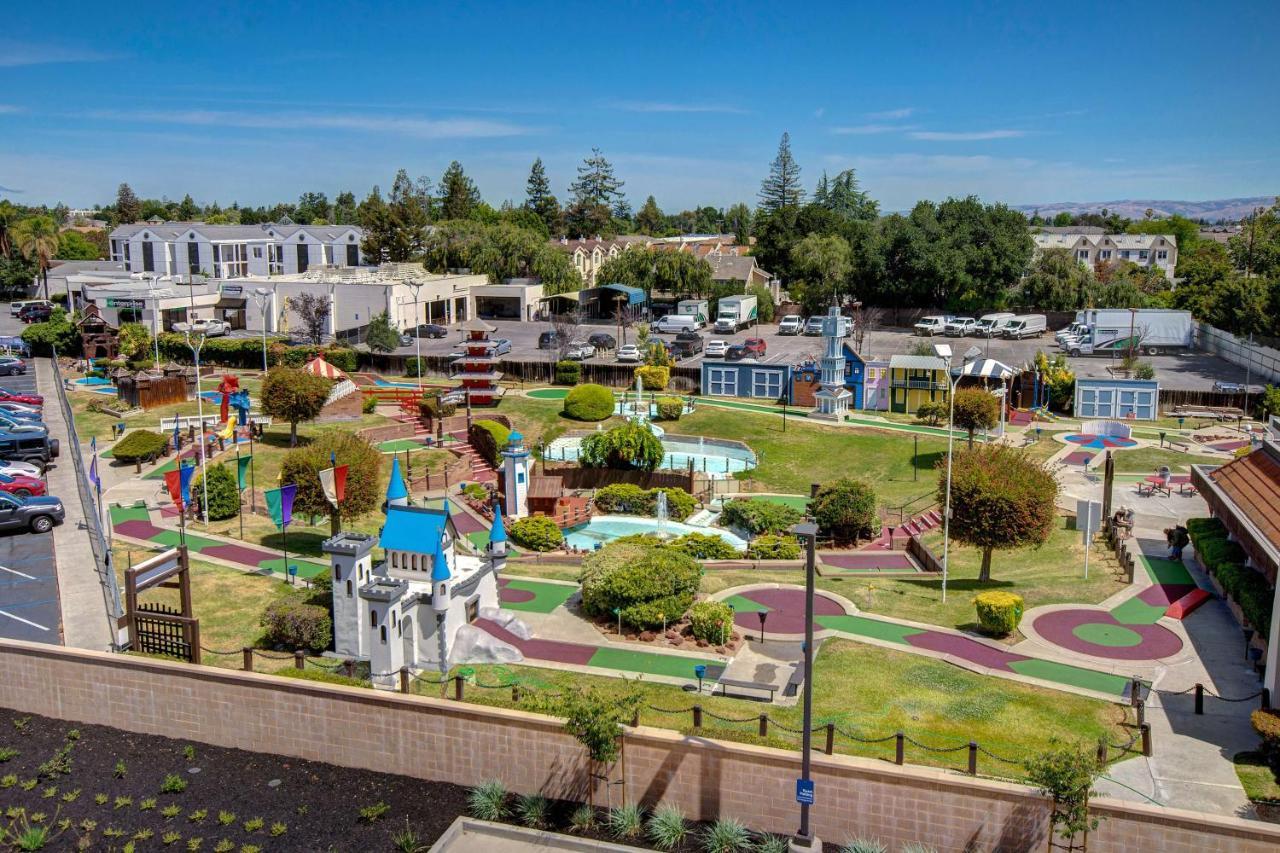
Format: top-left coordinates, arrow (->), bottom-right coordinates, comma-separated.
387,169 -> 430,259
11,216 -> 59,298
1020,247 -> 1093,310
1025,743 -> 1101,852
725,202 -> 753,244
1229,202 -> 1280,278
634,195 -> 665,235
117,322 -> 153,361
20,306 -> 78,355
260,366 -> 332,446
296,191 -> 332,224
1126,215 -> 1198,254
56,230 -> 102,260
579,421 -> 665,471
951,388 -> 999,448
758,132 -> 804,214
421,219 -> 488,272
942,444 -> 1058,582
332,190 -> 358,225
439,161 -> 482,220
365,311 -> 401,353
569,148 -> 625,210
357,186 -> 394,262
115,182 -> 142,224
790,233 -> 851,311
192,463 -> 240,521
279,430 -> 384,527
177,193 -> 200,220
524,158 -> 561,233
817,169 -> 878,221
809,477 -> 878,544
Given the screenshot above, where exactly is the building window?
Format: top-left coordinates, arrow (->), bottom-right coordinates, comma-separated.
142,241 -> 155,272
1075,250 -> 1090,261
706,367 -> 737,396
1139,250 -> 1149,260
297,243 -> 309,273
1120,250 -> 1131,260
334,565 -> 341,579
370,611 -> 378,627
380,625 -> 387,644
1156,250 -> 1168,260
391,552 -> 398,569
253,246 -> 263,259
1100,250 -> 1112,260
188,242 -> 200,275
346,580 -> 352,596
751,369 -> 782,399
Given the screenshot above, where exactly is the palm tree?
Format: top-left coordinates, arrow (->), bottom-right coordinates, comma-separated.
12,216 -> 59,299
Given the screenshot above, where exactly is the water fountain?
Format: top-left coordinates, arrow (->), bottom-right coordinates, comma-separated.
655,489 -> 668,538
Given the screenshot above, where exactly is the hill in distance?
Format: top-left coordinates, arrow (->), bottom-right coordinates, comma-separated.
1013,196 -> 1276,222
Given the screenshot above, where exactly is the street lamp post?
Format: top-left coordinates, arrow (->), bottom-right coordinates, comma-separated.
252,288 -> 271,374
147,275 -> 161,368
939,368 -> 962,604
406,281 -> 424,391
185,331 -> 210,525
790,521 -> 820,851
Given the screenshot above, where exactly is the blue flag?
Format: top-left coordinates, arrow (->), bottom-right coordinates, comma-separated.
172,419 -> 181,448
88,436 -> 101,491
179,463 -> 196,505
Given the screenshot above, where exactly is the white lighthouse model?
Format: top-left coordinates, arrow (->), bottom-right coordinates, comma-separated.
812,305 -> 852,420
501,430 -> 533,519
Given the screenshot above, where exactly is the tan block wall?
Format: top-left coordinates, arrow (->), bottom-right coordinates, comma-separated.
2,640 -> 1279,853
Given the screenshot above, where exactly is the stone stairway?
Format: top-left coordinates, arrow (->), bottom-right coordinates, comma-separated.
860,507 -> 942,551
447,430 -> 498,484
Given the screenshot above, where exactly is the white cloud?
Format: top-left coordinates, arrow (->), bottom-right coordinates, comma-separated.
0,43 -> 123,67
606,100 -> 748,114
814,107 -> 826,119
866,107 -> 915,120
831,123 -> 915,136
0,105 -> 21,114
908,129 -> 1029,141
85,109 -> 538,139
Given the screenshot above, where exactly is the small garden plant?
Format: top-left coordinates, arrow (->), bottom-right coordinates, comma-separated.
466,781 -> 509,821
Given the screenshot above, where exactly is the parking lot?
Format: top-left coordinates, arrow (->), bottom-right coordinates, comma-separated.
0,308 -> 60,643
386,317 -> 1250,392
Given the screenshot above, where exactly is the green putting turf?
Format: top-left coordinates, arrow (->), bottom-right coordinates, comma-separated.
585,646 -> 719,679
1139,554 -> 1195,586
1007,659 -> 1130,696
378,438 -> 428,453
723,593 -> 769,613
141,458 -> 180,480
731,494 -> 810,511
110,503 -> 152,524
1072,623 -> 1144,647
258,557 -> 326,579
527,388 -> 570,400
500,579 -> 576,614
815,614 -> 926,644
1108,596 -> 1167,626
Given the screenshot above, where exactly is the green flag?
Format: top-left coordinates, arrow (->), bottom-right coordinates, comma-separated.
236,454 -> 253,490
264,484 -> 296,530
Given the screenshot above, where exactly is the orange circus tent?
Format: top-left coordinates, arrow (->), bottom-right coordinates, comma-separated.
304,355 -> 347,381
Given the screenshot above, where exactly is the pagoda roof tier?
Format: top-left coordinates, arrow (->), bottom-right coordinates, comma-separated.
457,371 -> 505,382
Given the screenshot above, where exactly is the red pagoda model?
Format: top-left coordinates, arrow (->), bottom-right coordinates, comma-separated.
452,318 -> 503,406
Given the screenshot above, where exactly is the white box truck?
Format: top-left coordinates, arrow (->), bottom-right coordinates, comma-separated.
714,294 -> 758,333
1059,309 -> 1193,356
1002,314 -> 1047,339
676,299 -> 709,327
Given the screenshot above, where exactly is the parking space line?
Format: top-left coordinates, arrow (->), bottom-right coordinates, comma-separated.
0,607 -> 50,631
0,564 -> 36,580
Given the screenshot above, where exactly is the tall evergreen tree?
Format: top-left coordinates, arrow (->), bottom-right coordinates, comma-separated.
758,133 -> 804,214
115,183 -> 142,224
634,196 -> 665,235
438,161 -> 481,220
820,169 -> 878,222
177,194 -> 199,220
524,158 -> 561,233
333,191 -> 358,225
387,169 -> 429,260
569,148 -> 625,208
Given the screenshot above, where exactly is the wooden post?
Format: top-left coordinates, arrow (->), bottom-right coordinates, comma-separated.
242,647 -> 253,672
343,659 -> 355,679
293,650 -> 304,670
692,705 -> 702,729
1096,740 -> 1108,764
512,685 -> 520,703
453,675 -> 464,701
399,667 -> 409,694
1141,724 -> 1152,757
895,732 -> 905,765
1136,699 -> 1145,728
1194,683 -> 1204,715
824,723 -> 835,755
967,742 -> 978,775
759,714 -> 768,738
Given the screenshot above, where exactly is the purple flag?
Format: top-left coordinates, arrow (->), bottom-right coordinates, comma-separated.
279,483 -> 296,528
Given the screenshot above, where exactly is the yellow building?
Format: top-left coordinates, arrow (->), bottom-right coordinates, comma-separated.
888,354 -> 950,414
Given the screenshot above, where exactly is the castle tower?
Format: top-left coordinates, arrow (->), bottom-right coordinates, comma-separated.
812,305 -> 852,420
487,504 -> 508,576
501,430 -> 533,519
386,456 -> 409,507
322,532 -> 377,660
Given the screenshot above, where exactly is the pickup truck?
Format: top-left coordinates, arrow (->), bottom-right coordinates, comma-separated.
914,315 -> 952,336
172,318 -> 230,337
0,491 -> 64,533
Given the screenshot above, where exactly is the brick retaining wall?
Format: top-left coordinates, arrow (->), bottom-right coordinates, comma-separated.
1,640 -> 1277,852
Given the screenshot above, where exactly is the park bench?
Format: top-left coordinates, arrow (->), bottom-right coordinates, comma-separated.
714,677 -> 776,702
1169,440 -> 1191,453
782,661 -> 808,698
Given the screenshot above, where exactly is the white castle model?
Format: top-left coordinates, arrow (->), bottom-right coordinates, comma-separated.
812,304 -> 852,420
324,457 -> 516,688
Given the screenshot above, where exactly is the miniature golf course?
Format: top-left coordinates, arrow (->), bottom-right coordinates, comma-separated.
498,578 -> 576,614
724,587 -> 1131,696
1063,433 -> 1139,450
818,552 -> 919,573
110,503 -> 326,579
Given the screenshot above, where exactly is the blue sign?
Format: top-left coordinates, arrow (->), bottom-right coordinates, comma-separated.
288,565 -> 298,576
795,779 -> 814,805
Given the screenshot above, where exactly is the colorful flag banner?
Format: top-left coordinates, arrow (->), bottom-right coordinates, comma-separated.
88,436 -> 101,490
264,484 -> 297,530
178,463 -> 197,506
172,419 -> 181,448
236,455 -> 253,490
317,465 -> 349,508
163,469 -> 184,509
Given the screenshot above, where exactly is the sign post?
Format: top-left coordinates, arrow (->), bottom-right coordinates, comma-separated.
1077,499 -> 1102,579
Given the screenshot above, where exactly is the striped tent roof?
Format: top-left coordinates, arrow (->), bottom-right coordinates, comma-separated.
957,358 -> 1015,380
304,355 -> 347,381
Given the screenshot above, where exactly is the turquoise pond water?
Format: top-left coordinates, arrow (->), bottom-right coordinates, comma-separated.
563,515 -> 747,550
74,377 -> 112,386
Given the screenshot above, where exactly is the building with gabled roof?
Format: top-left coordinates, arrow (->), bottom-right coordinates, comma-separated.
1032,231 -> 1177,280
109,220 -> 368,278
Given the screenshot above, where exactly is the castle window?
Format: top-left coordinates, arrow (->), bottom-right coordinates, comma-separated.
411,554 -> 418,571
334,565 -> 340,579
391,552 -> 398,569
380,625 -> 387,644
346,580 -> 352,596
370,611 -> 378,627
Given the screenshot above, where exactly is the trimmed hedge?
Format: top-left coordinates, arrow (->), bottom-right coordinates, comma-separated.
973,591 -> 1024,636
563,383 -> 614,421
1187,517 -> 1272,638
654,396 -> 683,421
470,419 -> 511,466
635,365 -> 670,391
688,600 -> 734,644
1252,709 -> 1280,770
554,360 -> 582,385
719,498 -> 803,535
746,534 -> 802,560
112,430 -> 169,463
592,484 -> 696,521
579,542 -> 700,631
510,516 -> 563,552
260,600 -> 332,653
667,532 -> 742,560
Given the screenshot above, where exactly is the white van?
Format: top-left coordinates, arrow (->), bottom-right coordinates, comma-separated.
651,314 -> 701,335
1002,314 -> 1047,339
974,313 -> 1015,337
913,315 -> 952,336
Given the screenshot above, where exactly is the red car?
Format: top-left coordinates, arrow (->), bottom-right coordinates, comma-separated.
0,471 -> 46,498
0,388 -> 42,406
727,337 -> 767,360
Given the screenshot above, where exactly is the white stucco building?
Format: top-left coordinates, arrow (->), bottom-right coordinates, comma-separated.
108,221 -> 368,278
1032,231 -> 1178,281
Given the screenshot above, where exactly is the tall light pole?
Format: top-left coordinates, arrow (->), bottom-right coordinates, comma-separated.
147,275 -> 160,368
790,521 -> 821,851
937,345 -> 980,604
405,280 -> 424,391
186,331 -> 210,524
253,288 -> 271,374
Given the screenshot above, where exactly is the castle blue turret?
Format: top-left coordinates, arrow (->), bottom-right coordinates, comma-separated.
386,457 -> 408,507
487,503 -> 508,573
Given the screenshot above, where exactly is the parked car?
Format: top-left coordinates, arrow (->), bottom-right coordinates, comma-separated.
18,304 -> 52,323
412,323 -> 449,339
10,300 -> 52,317
913,315 -> 952,336
727,338 -> 767,360
0,433 -> 58,468
777,315 -> 804,335
0,402 -> 40,417
172,318 -> 230,336
651,314 -> 701,334
0,406 -> 41,423
0,357 -> 26,376
537,330 -> 565,350
0,388 -> 42,406
490,338 -> 513,356
704,339 -> 730,358
0,472 -> 45,498
0,459 -> 44,478
0,492 -> 64,534
0,418 -> 45,434
804,316 -> 825,335
944,317 -> 976,337
587,333 -> 617,351
564,342 -> 596,360
398,334 -> 414,347
616,344 -> 642,363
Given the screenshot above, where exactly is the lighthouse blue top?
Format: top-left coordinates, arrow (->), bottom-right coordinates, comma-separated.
489,504 -> 507,544
386,457 -> 408,502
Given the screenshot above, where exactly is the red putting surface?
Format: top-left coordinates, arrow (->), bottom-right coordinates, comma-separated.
475,618 -> 596,665
820,552 -> 916,571
497,579 -> 536,604
730,588 -> 847,634
905,631 -> 1031,670
1062,450 -> 1096,466
1031,610 -> 1184,660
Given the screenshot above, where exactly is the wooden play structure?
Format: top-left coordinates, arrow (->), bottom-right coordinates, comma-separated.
122,546 -> 201,664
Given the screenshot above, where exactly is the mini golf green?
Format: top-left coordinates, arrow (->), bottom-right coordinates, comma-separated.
499,579 -> 576,614
1071,623 -> 1144,648
527,388 -> 570,400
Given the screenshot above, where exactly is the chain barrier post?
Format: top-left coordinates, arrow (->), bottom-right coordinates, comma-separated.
895,732 -> 905,765
242,647 -> 253,672
453,675 -> 464,701
343,659 -> 355,679
1141,724 -> 1152,757
967,742 -> 978,775
824,723 -> 835,755
759,714 -> 768,738
293,650 -> 304,670
692,705 -> 703,729
1194,683 -> 1204,715
399,667 -> 409,694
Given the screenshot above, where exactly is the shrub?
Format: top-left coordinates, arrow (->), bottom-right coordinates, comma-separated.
191,464 -> 240,521
259,600 -> 332,653
279,431 -> 383,519
469,419 -> 511,466
417,392 -> 457,420
579,542 -> 701,630
1133,361 -> 1155,380
516,794 -> 548,829
973,591 -> 1024,636
607,804 -> 644,839
593,483 -> 650,515
261,366 -> 332,445
840,840 -> 888,853
647,804 -> 688,851
746,534 -> 802,560
1251,709 -> 1280,769
510,516 -> 562,552
810,478 -> 879,544
654,396 -> 683,421
554,360 -> 582,386
563,383 -> 614,421
580,421 -> 664,471
1187,518 -> 1271,637
467,780 -> 508,821
322,347 -> 358,373
668,532 -> 741,559
719,499 -> 803,535
688,600 -> 734,644
635,365 -> 670,391
361,395 -> 377,414
112,430 -> 169,463
402,357 -> 428,378
914,400 -> 948,425
701,817 -> 751,853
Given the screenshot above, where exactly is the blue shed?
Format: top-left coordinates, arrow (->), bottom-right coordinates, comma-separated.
700,361 -> 792,403
1074,378 -> 1160,420
841,344 -> 866,409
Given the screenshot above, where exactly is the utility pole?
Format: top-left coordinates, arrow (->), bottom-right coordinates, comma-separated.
789,521 -> 821,852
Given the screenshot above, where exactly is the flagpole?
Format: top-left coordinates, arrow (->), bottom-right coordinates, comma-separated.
249,429 -> 257,513
281,522 -> 290,585
236,443 -> 244,541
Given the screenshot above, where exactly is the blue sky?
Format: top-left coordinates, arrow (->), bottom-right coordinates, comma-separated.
3,1 -> 1277,212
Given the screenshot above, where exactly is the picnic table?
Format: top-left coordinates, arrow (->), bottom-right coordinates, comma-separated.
1138,474 -> 1195,497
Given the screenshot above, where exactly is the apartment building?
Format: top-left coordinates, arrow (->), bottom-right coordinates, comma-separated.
550,237 -> 643,286
1032,231 -> 1178,280
108,221 -> 367,279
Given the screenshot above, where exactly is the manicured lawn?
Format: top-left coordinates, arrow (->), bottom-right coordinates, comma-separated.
504,563 -> 582,583
437,640 -> 1127,781
1234,751 -> 1280,804
1022,432 -> 1071,464
730,493 -> 810,511
1110,446 -> 1222,473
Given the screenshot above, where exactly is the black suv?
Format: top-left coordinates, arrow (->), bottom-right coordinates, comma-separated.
0,491 -> 64,534
670,331 -> 704,360
587,333 -> 616,351
18,305 -> 52,323
0,433 -> 58,468
538,330 -> 565,350
413,324 -> 448,339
